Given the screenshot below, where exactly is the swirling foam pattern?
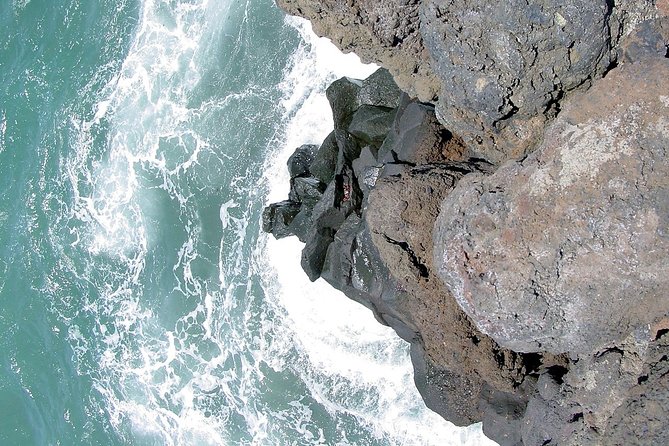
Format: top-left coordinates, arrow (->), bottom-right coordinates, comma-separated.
0,0 -> 495,444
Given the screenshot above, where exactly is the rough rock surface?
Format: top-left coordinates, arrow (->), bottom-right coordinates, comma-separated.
277,0 -> 661,162
434,58 -> 669,356
265,69 -> 558,445
277,0 -> 441,102
263,10 -> 669,446
366,163 -> 560,430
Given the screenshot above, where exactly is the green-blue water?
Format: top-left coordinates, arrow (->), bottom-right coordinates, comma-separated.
0,0 -> 493,444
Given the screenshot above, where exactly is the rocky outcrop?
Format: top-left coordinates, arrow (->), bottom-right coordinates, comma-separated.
430,45 -> 669,445
434,57 -> 669,356
276,0 -> 441,102
264,69 -> 551,438
266,3 -> 669,445
277,0 -> 660,162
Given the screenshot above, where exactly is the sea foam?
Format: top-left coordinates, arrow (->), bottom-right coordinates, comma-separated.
260,15 -> 496,446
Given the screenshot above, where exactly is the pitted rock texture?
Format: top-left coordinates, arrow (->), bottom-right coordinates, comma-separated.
264,44 -> 669,442
602,331 -> 669,444
276,0 -> 441,101
434,58 -> 669,355
365,164 -> 564,429
263,69 -> 555,443
276,0 -> 660,162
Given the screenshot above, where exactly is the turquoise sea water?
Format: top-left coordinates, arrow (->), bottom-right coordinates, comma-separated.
0,0 -> 494,444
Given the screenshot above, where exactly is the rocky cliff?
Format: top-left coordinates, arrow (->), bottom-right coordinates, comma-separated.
264,1 -> 669,444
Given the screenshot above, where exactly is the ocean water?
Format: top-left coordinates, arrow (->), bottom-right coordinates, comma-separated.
0,0 -> 496,444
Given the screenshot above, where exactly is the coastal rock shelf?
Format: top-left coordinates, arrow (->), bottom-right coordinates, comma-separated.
276,0 -> 661,163
265,2 -> 669,444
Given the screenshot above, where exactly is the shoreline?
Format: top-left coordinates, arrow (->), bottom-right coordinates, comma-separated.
265,2 -> 669,444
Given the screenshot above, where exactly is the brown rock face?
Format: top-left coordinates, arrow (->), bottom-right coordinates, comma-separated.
276,0 -> 441,101
265,9 -> 669,444
276,0 -> 660,162
434,58 -> 669,355
366,165 -> 559,433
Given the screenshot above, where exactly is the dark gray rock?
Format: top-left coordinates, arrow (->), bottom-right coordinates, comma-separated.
301,226 -> 335,281
287,144 -> 317,178
285,206 -> 312,243
302,175 -> 357,281
479,384 -> 529,446
410,343 -> 482,427
351,146 -> 381,195
420,0 -> 625,160
320,214 -> 364,289
334,128 -> 363,170
619,17 -> 669,63
310,131 -> 339,184
319,216 -> 421,343
347,105 -> 396,148
357,67 -> 403,109
379,100 -> 467,166
261,200 -> 301,239
326,76 -> 362,130
288,176 -> 326,206
299,180 -> 348,281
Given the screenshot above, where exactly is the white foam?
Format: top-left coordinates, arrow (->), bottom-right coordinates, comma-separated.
64,0 -> 236,260
48,1 -> 498,444
56,0 -> 243,443
0,110 -> 6,154
260,15 -> 498,446
265,17 -> 377,204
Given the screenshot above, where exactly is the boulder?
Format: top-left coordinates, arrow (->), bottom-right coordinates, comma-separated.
301,227 -> 335,281
379,100 -> 466,165
347,105 -> 396,148
326,76 -> 362,130
288,176 -> 326,206
300,181 -> 347,281
320,214 -> 365,290
334,128 -> 363,170
261,200 -> 301,239
351,146 -> 381,195
365,164 -> 550,441
357,68 -> 403,109
310,131 -> 339,184
434,58 -> 669,355
287,144 -> 317,178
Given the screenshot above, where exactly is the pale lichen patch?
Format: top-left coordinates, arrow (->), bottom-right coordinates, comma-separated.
558,119 -> 632,188
659,95 -> 669,108
528,167 -> 554,196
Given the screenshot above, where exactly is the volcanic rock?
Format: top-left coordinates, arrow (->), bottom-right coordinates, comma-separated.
262,200 -> 301,239
434,58 -> 669,356
287,143 -> 317,178
277,0 -> 660,161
